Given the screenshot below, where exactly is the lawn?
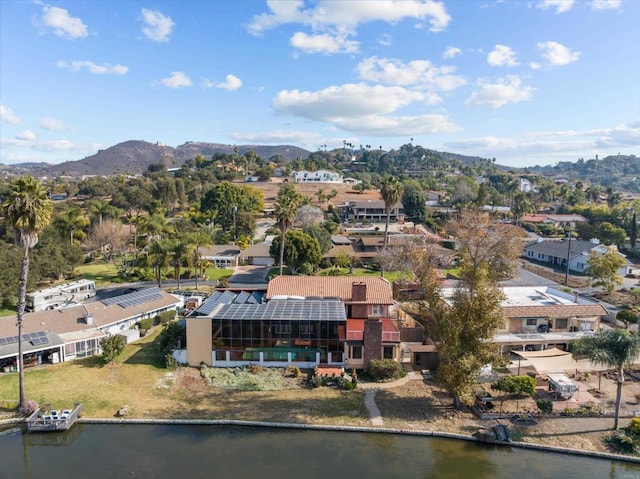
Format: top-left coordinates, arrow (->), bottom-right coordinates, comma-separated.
75,262 -> 120,285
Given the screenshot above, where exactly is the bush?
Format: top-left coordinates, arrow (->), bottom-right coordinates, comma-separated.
367,359 -> 405,382
155,310 -> 176,325
605,430 -> 640,455
137,317 -> 153,331
100,334 -> 126,363
536,398 -> 553,414
285,365 -> 301,378
164,353 -> 178,370
21,399 -> 39,415
626,417 -> 640,436
492,375 -> 536,397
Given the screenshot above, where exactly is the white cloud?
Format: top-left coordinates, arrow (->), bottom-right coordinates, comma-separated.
446,122 -> 640,167
41,6 -> 88,39
465,75 -> 533,108
290,32 -> 359,54
141,9 -> 174,42
16,130 -> 36,141
273,83 -> 425,120
443,46 -> 461,59
161,71 -> 192,88
0,137 -> 76,151
487,44 -> 519,67
216,74 -> 243,91
247,1 -> 452,52
0,105 -> 21,125
57,60 -> 129,75
272,82 -> 459,136
537,41 -> 580,66
39,118 -> 68,130
378,34 -> 392,46
536,0 -> 575,14
590,0 -> 622,10
357,57 -> 466,91
529,62 -> 542,70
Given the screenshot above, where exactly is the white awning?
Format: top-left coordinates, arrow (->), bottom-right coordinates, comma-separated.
511,347 -> 611,374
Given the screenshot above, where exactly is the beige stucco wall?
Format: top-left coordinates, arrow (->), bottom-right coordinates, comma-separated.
186,317 -> 212,366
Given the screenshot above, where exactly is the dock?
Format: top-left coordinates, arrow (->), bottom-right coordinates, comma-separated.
26,403 -> 83,433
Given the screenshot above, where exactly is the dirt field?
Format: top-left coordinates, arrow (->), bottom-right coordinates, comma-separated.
247,178 -> 382,207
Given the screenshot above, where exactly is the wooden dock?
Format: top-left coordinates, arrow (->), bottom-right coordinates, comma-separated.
26,403 -> 83,433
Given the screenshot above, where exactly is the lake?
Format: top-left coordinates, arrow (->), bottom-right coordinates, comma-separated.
1,424 -> 639,479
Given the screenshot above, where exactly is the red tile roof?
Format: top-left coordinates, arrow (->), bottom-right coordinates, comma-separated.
266,276 -> 394,304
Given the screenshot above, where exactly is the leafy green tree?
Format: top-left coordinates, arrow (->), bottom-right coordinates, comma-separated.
573,329 -> 640,429
53,206 -> 90,245
86,198 -> 120,225
32,227 -> 83,281
402,181 -> 428,223
273,184 -> 303,275
303,224 -> 332,254
380,176 -> 403,249
200,182 -> 264,240
0,242 -> 25,308
2,176 -> 53,412
100,334 -> 126,363
630,210 -> 638,250
617,310 -> 638,330
587,246 -> 626,294
493,375 -> 536,397
512,192 -> 535,224
270,230 -> 322,274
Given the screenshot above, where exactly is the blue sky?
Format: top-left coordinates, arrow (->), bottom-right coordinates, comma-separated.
1,0 -> 638,168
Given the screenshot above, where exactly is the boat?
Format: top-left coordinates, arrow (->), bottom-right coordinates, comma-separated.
26,403 -> 83,433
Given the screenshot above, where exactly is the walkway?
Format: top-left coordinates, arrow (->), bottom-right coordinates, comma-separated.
360,372 -> 422,426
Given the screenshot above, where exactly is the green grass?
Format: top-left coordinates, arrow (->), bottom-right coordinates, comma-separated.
0,307 -> 16,317
203,268 -> 233,281
75,262 -> 120,285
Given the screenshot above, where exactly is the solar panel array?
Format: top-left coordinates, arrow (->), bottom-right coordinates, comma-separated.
193,290 -> 266,316
102,287 -> 164,308
210,299 -> 346,322
0,331 -> 49,347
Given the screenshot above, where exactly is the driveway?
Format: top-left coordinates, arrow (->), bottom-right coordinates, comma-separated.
228,265 -> 270,286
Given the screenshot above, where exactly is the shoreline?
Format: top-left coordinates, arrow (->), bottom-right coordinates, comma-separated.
3,415 -> 640,465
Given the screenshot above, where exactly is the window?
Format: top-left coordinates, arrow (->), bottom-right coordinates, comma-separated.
526,318 -> 538,327
273,323 -> 290,335
383,346 -> 394,359
370,305 -> 383,317
556,318 -> 568,329
351,345 -> 362,359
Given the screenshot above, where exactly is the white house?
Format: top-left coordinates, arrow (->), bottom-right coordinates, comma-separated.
293,170 -> 343,183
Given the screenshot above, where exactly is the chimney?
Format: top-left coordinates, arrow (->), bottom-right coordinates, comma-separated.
352,282 -> 367,302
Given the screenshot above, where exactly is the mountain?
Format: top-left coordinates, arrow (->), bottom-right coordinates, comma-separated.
18,141 -> 311,177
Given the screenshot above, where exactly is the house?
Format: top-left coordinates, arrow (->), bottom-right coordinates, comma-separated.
523,238 -> 631,275
198,244 -> 241,268
293,170 -> 343,183
0,287 -> 181,371
337,200 -> 404,223
521,214 -> 588,229
179,276 -> 408,370
242,235 -> 275,266
492,286 -> 608,353
519,177 -> 538,193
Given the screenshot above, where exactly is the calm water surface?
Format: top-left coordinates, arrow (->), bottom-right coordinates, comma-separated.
1,424 -> 639,479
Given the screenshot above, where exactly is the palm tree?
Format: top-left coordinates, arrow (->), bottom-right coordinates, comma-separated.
87,198 -> 119,225
170,238 -> 190,289
2,176 -> 53,412
147,238 -> 171,287
380,176 -> 404,249
573,329 -> 640,429
274,184 -> 302,275
53,206 -> 89,245
187,231 -> 213,290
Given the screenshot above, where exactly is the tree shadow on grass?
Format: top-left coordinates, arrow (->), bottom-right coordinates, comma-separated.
122,336 -> 165,369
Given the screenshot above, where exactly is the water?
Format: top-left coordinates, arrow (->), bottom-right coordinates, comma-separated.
1,424 -> 639,479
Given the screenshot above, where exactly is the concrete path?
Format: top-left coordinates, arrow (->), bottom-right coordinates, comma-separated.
364,389 -> 384,426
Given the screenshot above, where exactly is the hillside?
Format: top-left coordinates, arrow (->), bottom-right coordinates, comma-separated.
22,141 -> 311,177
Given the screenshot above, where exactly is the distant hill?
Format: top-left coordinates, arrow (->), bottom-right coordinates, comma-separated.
17,141 -> 311,177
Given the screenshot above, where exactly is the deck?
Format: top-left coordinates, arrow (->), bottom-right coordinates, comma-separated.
26,403 -> 83,433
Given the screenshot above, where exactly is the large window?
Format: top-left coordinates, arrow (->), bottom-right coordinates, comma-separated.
351,345 -> 362,359
526,318 -> 538,327
556,318 -> 568,329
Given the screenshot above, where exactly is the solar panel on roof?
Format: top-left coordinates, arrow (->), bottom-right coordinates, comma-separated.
31,337 -> 49,346
102,287 -> 163,308
235,291 -> 251,304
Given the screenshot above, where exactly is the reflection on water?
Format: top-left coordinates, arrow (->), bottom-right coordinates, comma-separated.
0,424 -> 639,479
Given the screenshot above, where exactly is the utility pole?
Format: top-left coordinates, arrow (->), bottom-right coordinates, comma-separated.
564,228 -> 573,286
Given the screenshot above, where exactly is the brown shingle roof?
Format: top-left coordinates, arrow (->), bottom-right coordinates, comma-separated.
266,276 -> 394,305
0,290 -> 181,339
503,304 -> 608,319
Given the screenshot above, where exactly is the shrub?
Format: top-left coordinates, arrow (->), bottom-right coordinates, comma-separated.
536,398 -> 553,414
605,430 -> 640,455
137,317 -> 153,331
155,310 -> 176,325
367,359 -> 405,382
164,353 -> 178,370
285,365 -> 301,378
493,375 -> 536,397
21,399 -> 39,415
626,417 -> 640,436
100,334 -> 126,363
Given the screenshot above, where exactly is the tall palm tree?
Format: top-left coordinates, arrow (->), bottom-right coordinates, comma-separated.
86,198 -> 119,225
188,231 -> 213,290
53,206 -> 90,245
170,238 -> 190,290
380,176 -> 404,249
274,184 -> 302,276
2,176 -> 53,412
573,329 -> 640,429
147,238 -> 171,287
